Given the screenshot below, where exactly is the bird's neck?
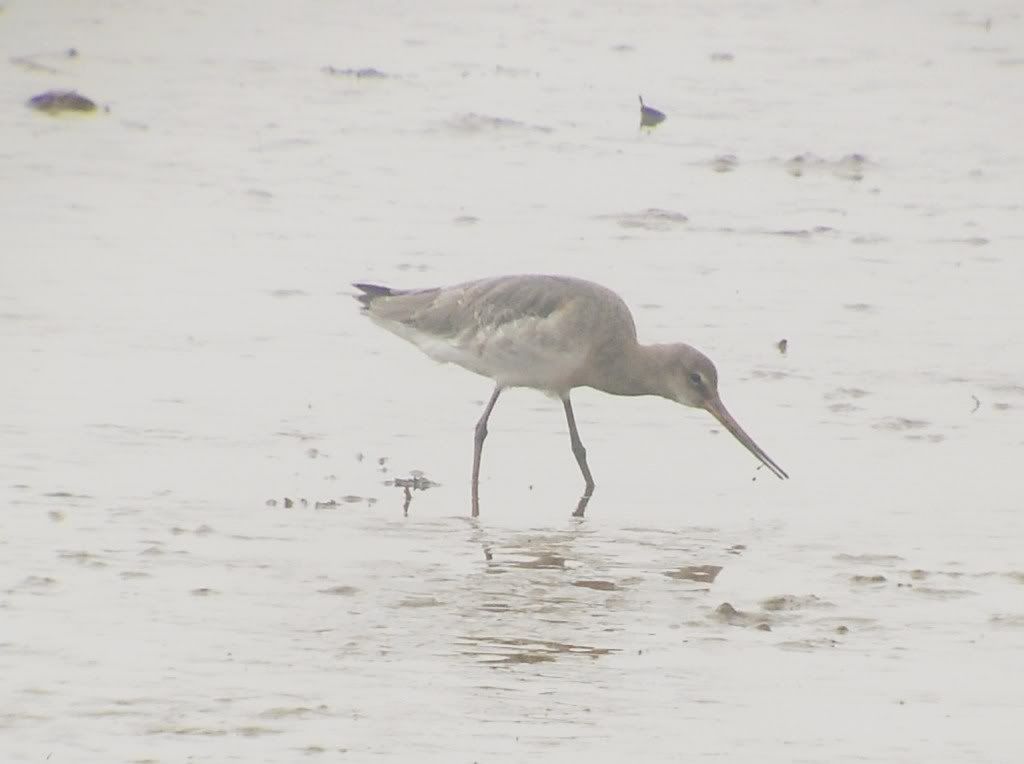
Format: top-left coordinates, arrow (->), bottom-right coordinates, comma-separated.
586,342 -> 671,399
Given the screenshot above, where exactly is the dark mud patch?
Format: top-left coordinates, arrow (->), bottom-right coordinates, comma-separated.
572,579 -> 621,591
322,66 -> 392,79
458,635 -> 616,665
598,208 -> 689,231
783,152 -> 869,181
834,553 -> 904,565
664,565 -> 722,583
445,113 -> 553,134
760,594 -> 834,611
266,496 -> 377,509
710,154 -> 739,173
318,585 -> 359,596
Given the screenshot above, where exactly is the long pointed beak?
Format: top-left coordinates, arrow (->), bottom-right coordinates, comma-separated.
704,395 -> 789,480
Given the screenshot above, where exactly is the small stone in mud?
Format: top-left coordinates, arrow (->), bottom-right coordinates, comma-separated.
27,90 -> 98,114
715,602 -> 740,619
755,622 -> 772,632
851,574 -> 887,584
284,497 -> 294,508
712,602 -> 768,628
265,499 -> 278,507
836,625 -> 849,634
777,338 -> 788,355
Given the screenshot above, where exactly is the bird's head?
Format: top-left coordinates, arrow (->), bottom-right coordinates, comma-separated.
660,343 -> 788,480
662,344 -> 720,409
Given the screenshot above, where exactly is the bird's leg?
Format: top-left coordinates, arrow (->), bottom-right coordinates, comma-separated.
472,385 -> 503,517
572,493 -> 591,519
562,395 -> 595,516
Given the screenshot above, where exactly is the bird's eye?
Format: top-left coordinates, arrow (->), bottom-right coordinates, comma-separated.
688,372 -> 703,387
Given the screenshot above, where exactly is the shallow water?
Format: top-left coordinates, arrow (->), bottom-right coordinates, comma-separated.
3,0 -> 1023,761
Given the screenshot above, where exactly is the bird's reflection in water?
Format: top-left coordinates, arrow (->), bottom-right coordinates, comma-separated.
456,524 -> 620,665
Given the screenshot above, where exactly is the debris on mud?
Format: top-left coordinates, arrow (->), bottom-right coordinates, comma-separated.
27,89 -> 100,114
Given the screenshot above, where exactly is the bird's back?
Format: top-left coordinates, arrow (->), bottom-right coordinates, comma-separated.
355,275 -> 638,393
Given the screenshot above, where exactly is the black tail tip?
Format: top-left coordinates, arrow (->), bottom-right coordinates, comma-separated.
353,282 -> 394,308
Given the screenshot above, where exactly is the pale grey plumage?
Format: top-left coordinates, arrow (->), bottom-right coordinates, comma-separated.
357,275 -> 638,393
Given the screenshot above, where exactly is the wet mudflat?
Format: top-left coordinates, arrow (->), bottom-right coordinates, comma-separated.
3,0 -> 1023,761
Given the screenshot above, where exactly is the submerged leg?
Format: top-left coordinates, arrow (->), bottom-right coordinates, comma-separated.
472,385 -> 503,517
562,395 -> 595,516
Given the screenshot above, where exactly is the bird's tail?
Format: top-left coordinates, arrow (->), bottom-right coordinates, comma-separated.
353,282 -> 399,309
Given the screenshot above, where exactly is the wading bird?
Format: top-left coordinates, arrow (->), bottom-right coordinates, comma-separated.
639,95 -> 666,129
355,275 -> 787,516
